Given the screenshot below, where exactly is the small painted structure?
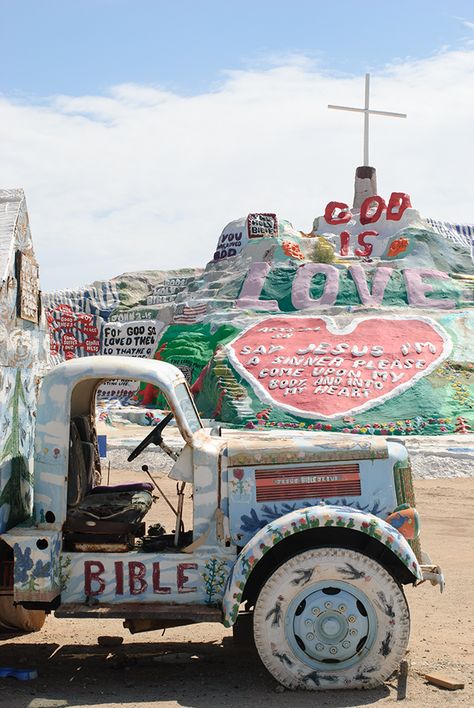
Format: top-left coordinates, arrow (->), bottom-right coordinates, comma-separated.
0,189 -> 48,534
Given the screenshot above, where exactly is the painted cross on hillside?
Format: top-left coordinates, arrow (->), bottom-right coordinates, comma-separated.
328,73 -> 407,167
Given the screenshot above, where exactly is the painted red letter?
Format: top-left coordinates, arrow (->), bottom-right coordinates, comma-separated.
128,561 -> 148,595
152,563 -> 171,594
84,561 -> 105,597
359,196 -> 386,225
114,561 -> 124,595
386,192 -> 412,221
177,563 -> 198,593
339,231 -> 350,256
324,201 -> 351,225
354,231 -> 378,258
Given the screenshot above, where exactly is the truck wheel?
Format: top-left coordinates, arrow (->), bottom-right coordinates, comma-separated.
253,547 -> 409,690
0,596 -> 45,634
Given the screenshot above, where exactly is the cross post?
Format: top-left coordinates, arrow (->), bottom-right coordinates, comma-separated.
328,73 -> 407,167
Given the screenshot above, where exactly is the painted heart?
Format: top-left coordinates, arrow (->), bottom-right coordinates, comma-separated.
225,316 -> 451,419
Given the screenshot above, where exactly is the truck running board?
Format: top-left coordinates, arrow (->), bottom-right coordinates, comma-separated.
55,602 -> 222,622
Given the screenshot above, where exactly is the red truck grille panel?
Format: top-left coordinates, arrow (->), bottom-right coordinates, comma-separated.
255,464 -> 361,502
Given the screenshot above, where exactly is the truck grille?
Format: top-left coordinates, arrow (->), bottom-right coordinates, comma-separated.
255,464 -> 361,502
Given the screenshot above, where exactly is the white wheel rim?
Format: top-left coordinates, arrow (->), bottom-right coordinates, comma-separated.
286,580 -> 378,669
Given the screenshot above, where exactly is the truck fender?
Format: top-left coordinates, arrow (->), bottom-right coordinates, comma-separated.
222,504 -> 422,627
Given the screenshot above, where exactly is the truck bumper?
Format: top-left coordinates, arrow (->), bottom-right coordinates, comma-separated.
418,564 -> 445,593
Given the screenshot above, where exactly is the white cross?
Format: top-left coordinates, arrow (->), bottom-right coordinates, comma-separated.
328,73 -> 407,167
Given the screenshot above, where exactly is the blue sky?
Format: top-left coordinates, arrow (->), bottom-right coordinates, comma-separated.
2,0 -> 473,97
1,1 -> 473,290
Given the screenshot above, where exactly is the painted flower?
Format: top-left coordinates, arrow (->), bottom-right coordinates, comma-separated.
281,241 -> 305,260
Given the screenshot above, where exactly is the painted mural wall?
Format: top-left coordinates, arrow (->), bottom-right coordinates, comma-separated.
0,190 -> 49,533
43,196 -> 473,437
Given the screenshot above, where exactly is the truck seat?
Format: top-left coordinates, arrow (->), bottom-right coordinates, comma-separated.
69,416 -> 151,498
66,420 -> 153,537
66,489 -> 153,535
89,482 -> 154,494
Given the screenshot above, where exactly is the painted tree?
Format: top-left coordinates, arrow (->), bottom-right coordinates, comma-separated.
0,370 -> 33,530
455,416 -> 472,434
202,557 -> 228,605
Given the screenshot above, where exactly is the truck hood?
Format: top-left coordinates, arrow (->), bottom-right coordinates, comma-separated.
220,428 -> 388,467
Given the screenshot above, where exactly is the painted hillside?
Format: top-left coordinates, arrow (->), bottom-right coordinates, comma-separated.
44,194 -> 474,437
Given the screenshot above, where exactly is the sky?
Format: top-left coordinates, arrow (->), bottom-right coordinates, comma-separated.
1,0 -> 474,291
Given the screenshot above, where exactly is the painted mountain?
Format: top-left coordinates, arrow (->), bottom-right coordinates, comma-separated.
43,195 -> 474,436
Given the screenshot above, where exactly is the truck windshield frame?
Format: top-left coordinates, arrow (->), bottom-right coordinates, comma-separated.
173,381 -> 202,434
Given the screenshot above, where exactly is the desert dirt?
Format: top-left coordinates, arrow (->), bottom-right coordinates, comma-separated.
0,438 -> 473,708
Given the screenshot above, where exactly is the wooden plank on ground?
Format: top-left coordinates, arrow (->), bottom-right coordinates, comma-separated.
421,672 -> 465,690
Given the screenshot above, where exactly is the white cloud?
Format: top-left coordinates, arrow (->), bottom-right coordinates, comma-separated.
454,16 -> 474,32
1,46 -> 473,291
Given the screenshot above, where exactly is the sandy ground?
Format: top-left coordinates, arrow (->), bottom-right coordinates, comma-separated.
1,430 -> 473,707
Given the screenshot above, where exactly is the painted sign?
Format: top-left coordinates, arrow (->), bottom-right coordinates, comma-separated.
102,321 -> 159,358
48,304 -> 101,360
323,193 -> 412,227
236,262 -> 458,311
84,559 -> 198,597
226,316 -> 451,419
96,377 -> 139,402
214,214 -> 279,261
57,553 -> 230,606
247,213 -> 278,239
15,251 -> 39,323
96,320 -> 160,402
316,192 -> 415,261
147,277 -> 192,305
109,309 -> 159,322
214,218 -> 245,261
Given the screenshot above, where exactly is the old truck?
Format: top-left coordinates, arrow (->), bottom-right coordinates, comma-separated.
0,355 -> 443,690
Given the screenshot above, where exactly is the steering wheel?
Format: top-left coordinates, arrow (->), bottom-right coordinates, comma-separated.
127,412 -> 174,462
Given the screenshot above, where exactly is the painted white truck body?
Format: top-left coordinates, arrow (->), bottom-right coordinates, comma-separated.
0,357 -> 442,690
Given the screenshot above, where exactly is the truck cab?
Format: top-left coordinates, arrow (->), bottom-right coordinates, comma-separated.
0,356 -> 443,691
